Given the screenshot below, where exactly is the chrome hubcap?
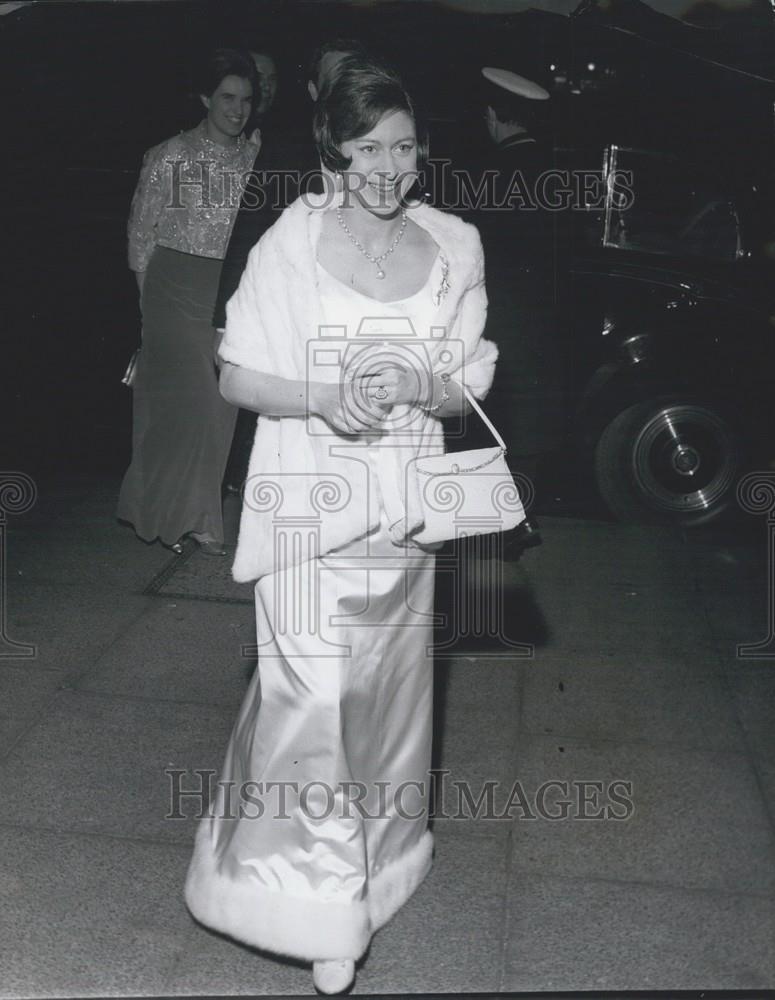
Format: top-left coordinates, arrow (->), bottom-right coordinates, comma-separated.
671,443 -> 701,476
631,404 -> 737,514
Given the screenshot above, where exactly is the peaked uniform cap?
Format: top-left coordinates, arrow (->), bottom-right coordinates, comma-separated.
481,66 -> 550,100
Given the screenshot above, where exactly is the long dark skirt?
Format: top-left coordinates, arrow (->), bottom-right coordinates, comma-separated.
117,247 -> 237,546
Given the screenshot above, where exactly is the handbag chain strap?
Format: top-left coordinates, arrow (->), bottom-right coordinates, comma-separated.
416,448 -> 505,476
416,381 -> 509,476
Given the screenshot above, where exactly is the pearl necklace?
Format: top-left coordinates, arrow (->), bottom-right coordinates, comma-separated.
336,208 -> 408,279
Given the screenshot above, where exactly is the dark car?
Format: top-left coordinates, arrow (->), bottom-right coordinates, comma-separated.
554,142 -> 775,526
463,0 -> 775,528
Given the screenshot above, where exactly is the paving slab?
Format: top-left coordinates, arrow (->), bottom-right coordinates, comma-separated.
512,575 -> 708,652
77,598 -> 256,709
0,826 -> 193,998
153,545 -> 253,604
521,645 -> 744,752
699,585 -> 772,645
355,827 -> 509,994
727,667 -> 775,827
3,581 -> 154,679
7,515 -> 173,593
502,872 -> 775,991
754,756 -> 775,832
687,524 -> 770,648
162,928 -> 312,996
437,656 -> 524,711
0,664 -> 65,758
509,733 -> 775,894
687,525 -> 764,595
432,659 -> 521,831
0,690 -> 234,843
525,517 -> 696,587
710,637 -> 770,671
728,667 -> 775,760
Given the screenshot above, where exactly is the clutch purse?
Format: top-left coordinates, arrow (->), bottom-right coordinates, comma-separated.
121,348 -> 140,388
409,385 -> 525,544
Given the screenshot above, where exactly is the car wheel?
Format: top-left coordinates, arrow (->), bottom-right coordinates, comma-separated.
594,395 -> 741,526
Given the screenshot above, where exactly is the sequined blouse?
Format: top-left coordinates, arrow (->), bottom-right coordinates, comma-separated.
127,121 -> 259,272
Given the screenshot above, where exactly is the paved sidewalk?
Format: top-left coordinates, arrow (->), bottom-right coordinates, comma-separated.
1,475 -> 774,996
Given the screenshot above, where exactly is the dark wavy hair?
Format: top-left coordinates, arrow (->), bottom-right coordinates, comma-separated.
195,48 -> 258,99
313,59 -> 428,175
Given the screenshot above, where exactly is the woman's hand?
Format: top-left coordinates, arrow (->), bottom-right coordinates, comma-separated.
355,364 -> 423,410
309,381 -> 388,435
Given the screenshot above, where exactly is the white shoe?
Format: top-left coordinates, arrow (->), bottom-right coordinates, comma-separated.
312,959 -> 355,994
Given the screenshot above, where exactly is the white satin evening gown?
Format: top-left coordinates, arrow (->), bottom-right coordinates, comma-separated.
185,254 -> 447,962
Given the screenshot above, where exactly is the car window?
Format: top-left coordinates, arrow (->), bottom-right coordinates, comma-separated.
603,146 -> 741,261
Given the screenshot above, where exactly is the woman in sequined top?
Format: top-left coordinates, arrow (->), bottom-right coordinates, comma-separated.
117,48 -> 259,555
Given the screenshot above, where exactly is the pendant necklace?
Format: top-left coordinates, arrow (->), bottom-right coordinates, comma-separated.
336,208 -> 408,279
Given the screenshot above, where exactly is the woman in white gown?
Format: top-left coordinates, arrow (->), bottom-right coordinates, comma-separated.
184,58 -> 497,994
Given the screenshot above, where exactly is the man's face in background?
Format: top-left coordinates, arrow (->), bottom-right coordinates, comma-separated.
307,49 -> 349,102
251,52 -> 278,117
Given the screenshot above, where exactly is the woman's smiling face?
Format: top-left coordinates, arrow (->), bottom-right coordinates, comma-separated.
201,74 -> 253,142
339,109 -> 418,215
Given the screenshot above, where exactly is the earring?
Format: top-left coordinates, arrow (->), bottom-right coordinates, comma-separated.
402,174 -> 427,208
334,170 -> 347,209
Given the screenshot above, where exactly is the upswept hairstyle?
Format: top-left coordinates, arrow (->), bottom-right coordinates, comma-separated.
307,37 -> 371,86
313,59 -> 429,174
313,52 -> 368,104
195,48 -> 258,99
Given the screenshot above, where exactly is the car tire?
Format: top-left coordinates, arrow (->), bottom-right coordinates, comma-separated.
594,395 -> 741,526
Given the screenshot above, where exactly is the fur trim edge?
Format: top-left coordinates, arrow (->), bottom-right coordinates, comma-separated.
183,821 -> 434,961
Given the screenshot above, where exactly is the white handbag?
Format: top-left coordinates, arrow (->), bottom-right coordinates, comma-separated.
409,385 -> 526,544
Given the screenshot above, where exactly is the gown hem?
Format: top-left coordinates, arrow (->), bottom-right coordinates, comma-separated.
184,820 -> 433,960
